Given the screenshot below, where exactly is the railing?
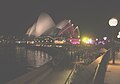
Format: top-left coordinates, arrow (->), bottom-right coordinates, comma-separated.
64,48 -> 111,84
93,49 -> 111,84
64,64 -> 76,84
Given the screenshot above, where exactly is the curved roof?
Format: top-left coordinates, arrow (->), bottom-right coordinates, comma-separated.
26,13 -> 55,37
73,26 -> 80,38
26,14 -> 80,38
56,20 -> 71,29
26,23 -> 36,36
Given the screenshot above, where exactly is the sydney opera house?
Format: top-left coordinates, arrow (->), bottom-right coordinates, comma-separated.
26,13 -> 80,39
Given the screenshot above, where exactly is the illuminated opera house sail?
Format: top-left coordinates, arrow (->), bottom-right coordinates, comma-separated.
26,13 -> 80,38
26,13 -> 55,37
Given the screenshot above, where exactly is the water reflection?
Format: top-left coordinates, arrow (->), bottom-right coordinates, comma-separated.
16,46 -> 52,68
0,46 -> 52,83
26,49 -> 52,68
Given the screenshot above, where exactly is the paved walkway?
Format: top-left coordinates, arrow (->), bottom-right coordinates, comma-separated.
29,68 -> 72,84
104,51 -> 120,84
6,67 -> 72,84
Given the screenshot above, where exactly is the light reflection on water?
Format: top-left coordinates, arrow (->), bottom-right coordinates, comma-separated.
16,46 -> 52,68
0,46 -> 52,83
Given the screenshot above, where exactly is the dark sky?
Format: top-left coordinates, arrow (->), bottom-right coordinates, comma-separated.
0,0 -> 120,37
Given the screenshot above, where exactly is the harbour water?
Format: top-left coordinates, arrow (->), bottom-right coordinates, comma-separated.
0,46 -> 52,83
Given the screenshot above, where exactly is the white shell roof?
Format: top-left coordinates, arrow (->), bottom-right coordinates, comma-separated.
56,20 -> 71,29
26,13 -> 55,37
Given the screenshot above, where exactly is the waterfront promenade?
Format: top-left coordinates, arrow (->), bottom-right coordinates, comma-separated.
35,68 -> 72,84
104,51 -> 120,84
6,66 -> 72,84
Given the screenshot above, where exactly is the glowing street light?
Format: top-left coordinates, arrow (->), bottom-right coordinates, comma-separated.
108,17 -> 118,64
78,35 -> 80,38
117,31 -> 120,38
82,37 -> 93,44
96,38 -> 98,41
117,35 -> 120,38
109,18 -> 118,26
108,17 -> 118,40
119,31 -> 120,35
103,37 -> 107,40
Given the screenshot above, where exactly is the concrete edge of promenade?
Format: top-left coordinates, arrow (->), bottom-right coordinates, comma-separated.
6,61 -> 53,84
71,50 -> 107,84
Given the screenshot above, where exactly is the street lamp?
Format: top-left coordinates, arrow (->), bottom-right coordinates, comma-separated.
119,31 -> 120,35
108,17 -> 118,64
109,18 -> 118,26
117,31 -> 120,39
117,35 -> 120,38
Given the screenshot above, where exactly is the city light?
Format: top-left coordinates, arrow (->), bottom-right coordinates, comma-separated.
54,40 -> 65,44
117,31 -> 120,38
82,37 -> 93,44
119,31 -> 120,35
89,38 -> 93,44
69,38 -> 80,44
117,35 -> 120,38
82,37 -> 89,44
103,37 -> 107,40
96,38 -> 98,41
78,35 -> 80,38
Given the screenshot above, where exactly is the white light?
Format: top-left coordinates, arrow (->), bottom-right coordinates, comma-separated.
76,26 -> 78,29
117,35 -> 120,38
96,38 -> 98,41
17,41 -> 21,44
63,40 -> 66,42
89,38 -> 93,44
69,20 -> 71,23
50,40 -> 53,42
109,18 -> 118,26
103,37 -> 107,40
78,35 -> 80,38
119,31 -> 120,35
31,41 -> 34,44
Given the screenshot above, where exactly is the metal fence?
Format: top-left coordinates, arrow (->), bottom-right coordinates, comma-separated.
64,64 -> 77,84
93,49 -> 111,84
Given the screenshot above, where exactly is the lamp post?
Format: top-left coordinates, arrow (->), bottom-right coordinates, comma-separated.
108,18 -> 118,64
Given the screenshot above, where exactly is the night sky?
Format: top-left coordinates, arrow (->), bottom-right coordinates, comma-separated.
0,0 -> 120,38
